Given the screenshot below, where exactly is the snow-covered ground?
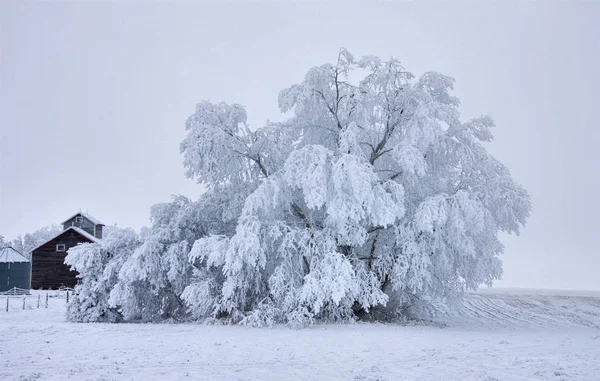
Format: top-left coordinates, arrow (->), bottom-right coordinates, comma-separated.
1,289 -> 599,381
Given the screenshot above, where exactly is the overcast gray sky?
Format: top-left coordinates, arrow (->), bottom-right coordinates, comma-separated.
1,1 -> 598,290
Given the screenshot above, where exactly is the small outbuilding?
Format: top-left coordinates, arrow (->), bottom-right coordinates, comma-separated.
0,246 -> 31,292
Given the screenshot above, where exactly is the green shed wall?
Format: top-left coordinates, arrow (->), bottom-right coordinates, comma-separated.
0,262 -> 31,291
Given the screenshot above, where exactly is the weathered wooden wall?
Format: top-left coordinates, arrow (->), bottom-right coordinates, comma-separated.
95,224 -> 103,239
31,229 -> 93,289
62,215 -> 97,237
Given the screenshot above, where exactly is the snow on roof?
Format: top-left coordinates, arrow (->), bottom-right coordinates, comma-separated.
30,226 -> 102,253
61,212 -> 104,226
0,247 -> 29,263
70,226 -> 101,244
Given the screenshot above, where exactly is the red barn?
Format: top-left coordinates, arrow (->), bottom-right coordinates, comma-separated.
31,212 -> 104,289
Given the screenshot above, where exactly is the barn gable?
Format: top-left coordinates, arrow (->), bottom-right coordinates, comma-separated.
62,212 -> 105,239
31,225 -> 101,289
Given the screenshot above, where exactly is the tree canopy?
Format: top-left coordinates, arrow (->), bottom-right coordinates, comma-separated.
67,50 -> 531,326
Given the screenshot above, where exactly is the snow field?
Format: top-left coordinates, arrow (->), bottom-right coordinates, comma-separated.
1,289 -> 599,381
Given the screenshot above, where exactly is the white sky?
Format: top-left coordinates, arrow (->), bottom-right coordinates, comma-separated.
1,2 -> 599,290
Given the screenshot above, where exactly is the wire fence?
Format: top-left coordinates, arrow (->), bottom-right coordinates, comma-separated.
2,288 -> 71,312
0,287 -> 30,296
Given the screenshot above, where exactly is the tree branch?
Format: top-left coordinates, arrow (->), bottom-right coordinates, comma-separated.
369,110 -> 403,165
315,89 -> 343,130
367,226 -> 384,234
291,202 -> 310,228
367,233 -> 379,271
389,171 -> 403,181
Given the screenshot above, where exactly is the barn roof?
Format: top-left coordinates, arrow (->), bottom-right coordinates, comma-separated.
70,226 -> 101,243
31,226 -> 102,253
0,247 -> 29,263
61,212 -> 104,226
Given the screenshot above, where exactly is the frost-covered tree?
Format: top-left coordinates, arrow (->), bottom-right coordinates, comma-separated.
65,227 -> 141,322
0,235 -> 9,248
66,192 -> 243,323
65,197 -> 213,323
9,225 -> 62,260
66,49 -> 530,327
106,195 -> 215,322
182,50 -> 531,326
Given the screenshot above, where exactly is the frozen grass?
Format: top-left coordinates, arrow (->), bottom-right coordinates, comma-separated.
1,289 -> 599,381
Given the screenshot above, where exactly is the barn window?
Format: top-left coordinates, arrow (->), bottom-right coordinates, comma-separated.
56,244 -> 66,252
75,216 -> 83,223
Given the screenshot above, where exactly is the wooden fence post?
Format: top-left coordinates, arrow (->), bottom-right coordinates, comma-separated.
66,291 -> 69,304
37,294 -> 40,309
22,295 -> 25,310
45,293 -> 48,308
5,296 -> 8,312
